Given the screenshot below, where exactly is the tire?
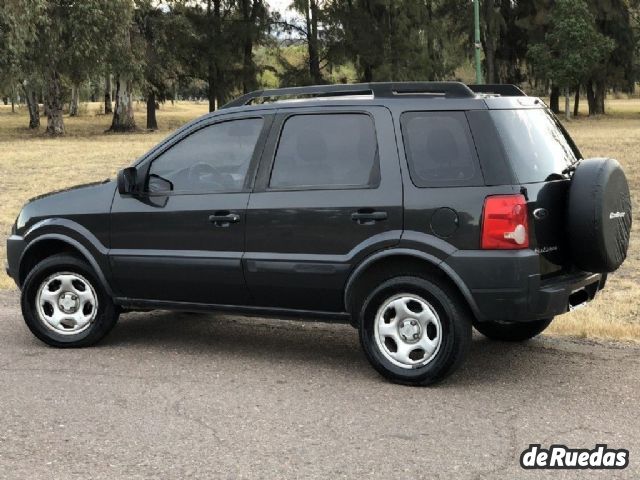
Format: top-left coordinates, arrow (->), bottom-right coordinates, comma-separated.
567,158 -> 632,273
21,254 -> 119,348
472,317 -> 553,342
358,276 -> 472,386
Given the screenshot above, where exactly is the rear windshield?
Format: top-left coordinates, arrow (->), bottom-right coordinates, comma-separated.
490,109 -> 579,184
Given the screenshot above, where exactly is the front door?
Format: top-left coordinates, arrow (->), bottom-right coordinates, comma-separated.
109,114 -> 271,305
244,107 -> 403,312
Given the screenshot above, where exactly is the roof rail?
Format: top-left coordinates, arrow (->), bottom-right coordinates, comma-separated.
221,81 -> 475,108
467,84 -> 526,97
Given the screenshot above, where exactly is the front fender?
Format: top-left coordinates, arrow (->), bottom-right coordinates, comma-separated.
17,219 -> 113,295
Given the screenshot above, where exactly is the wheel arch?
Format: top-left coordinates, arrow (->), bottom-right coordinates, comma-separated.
343,249 -> 480,327
19,234 -> 113,296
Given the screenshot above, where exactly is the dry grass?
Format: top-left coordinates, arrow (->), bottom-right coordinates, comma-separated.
0,100 -> 209,291
0,98 -> 638,340
546,99 -> 640,341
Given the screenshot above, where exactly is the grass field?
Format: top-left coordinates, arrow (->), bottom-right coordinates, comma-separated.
0,98 -> 638,340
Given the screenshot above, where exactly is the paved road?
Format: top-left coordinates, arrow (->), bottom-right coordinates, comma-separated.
0,291 -> 638,479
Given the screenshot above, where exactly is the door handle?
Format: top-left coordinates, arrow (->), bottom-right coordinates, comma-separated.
209,212 -> 240,227
351,210 -> 388,225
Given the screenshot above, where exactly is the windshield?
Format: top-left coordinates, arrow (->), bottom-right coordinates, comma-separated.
490,109 -> 579,184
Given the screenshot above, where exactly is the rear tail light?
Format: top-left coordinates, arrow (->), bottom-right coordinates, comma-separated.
481,194 -> 529,249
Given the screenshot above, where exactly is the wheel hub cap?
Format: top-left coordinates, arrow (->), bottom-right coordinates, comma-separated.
398,319 -> 421,343
58,292 -> 79,314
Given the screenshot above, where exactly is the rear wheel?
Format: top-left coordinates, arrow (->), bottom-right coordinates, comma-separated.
21,254 -> 119,347
472,317 -> 553,342
359,276 -> 472,386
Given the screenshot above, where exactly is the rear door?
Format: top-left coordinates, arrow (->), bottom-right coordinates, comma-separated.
244,106 -> 403,312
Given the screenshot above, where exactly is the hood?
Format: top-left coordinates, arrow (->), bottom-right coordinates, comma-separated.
16,179 -> 117,234
27,179 -> 112,203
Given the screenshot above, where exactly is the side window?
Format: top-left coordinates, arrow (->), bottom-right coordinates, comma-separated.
269,113 -> 379,190
148,118 -> 264,194
401,111 -> 483,187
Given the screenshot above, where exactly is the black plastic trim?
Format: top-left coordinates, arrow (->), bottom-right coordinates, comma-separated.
115,297 -> 351,323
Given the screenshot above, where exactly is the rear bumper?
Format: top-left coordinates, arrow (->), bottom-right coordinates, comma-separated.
445,250 -> 603,323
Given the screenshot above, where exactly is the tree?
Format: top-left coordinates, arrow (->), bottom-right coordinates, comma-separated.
0,0 -> 45,126
135,0 -> 184,129
17,0 -> 135,135
585,0 -> 635,115
236,0 -> 269,93
107,1 -> 140,131
528,0 -> 614,118
326,0 -> 464,83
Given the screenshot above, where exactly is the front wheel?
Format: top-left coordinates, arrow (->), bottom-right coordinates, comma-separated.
359,276 -> 472,386
472,317 -> 553,342
21,254 -> 119,348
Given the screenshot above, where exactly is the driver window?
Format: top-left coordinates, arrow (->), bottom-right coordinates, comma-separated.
147,117 -> 264,194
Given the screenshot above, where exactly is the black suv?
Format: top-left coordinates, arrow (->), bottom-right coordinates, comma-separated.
6,82 -> 632,385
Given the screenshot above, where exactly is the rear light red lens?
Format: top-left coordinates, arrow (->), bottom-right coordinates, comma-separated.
481,194 -> 529,249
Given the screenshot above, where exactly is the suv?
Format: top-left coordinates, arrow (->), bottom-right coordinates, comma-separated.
6,82 -> 632,385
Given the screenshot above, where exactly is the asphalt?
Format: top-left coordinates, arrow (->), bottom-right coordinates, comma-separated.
0,290 -> 638,479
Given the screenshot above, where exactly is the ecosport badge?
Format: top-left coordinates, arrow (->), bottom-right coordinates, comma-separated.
609,211 -> 626,219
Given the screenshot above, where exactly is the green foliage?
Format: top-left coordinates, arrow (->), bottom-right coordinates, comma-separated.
26,0 -> 135,81
1,0 -> 639,120
0,0 -> 45,94
528,0 -> 615,89
135,0 -> 187,100
325,0 -> 466,83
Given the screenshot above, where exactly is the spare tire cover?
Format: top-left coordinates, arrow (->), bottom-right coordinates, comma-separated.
567,158 -> 632,273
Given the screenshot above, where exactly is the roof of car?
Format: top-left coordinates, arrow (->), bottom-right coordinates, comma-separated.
213,82 -> 544,115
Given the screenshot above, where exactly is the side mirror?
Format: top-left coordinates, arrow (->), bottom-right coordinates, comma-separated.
117,167 -> 138,195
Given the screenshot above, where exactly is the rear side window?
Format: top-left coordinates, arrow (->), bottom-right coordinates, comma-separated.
401,111 -> 483,187
269,113 -> 379,190
489,109 -> 578,184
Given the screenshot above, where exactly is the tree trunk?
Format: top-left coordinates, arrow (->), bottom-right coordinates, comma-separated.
146,92 -> 158,130
549,85 -> 560,114
482,0 -> 497,84
109,74 -> 136,132
564,87 -> 570,120
69,83 -> 79,116
594,80 -> 606,115
586,80 -> 596,115
573,86 -> 580,117
104,75 -> 113,114
1,97 -> 7,105
362,63 -> 373,82
206,0 -> 220,112
23,85 -> 40,129
240,0 -> 258,94
45,70 -> 65,135
42,88 -> 48,118
208,65 -> 217,112
307,0 -> 322,84
9,85 -> 16,113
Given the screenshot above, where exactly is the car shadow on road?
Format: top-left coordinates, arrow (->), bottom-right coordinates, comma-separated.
102,310 -> 371,372
101,310 -> 586,386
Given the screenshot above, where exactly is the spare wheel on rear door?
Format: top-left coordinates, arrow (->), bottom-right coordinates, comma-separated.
567,158 -> 632,273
